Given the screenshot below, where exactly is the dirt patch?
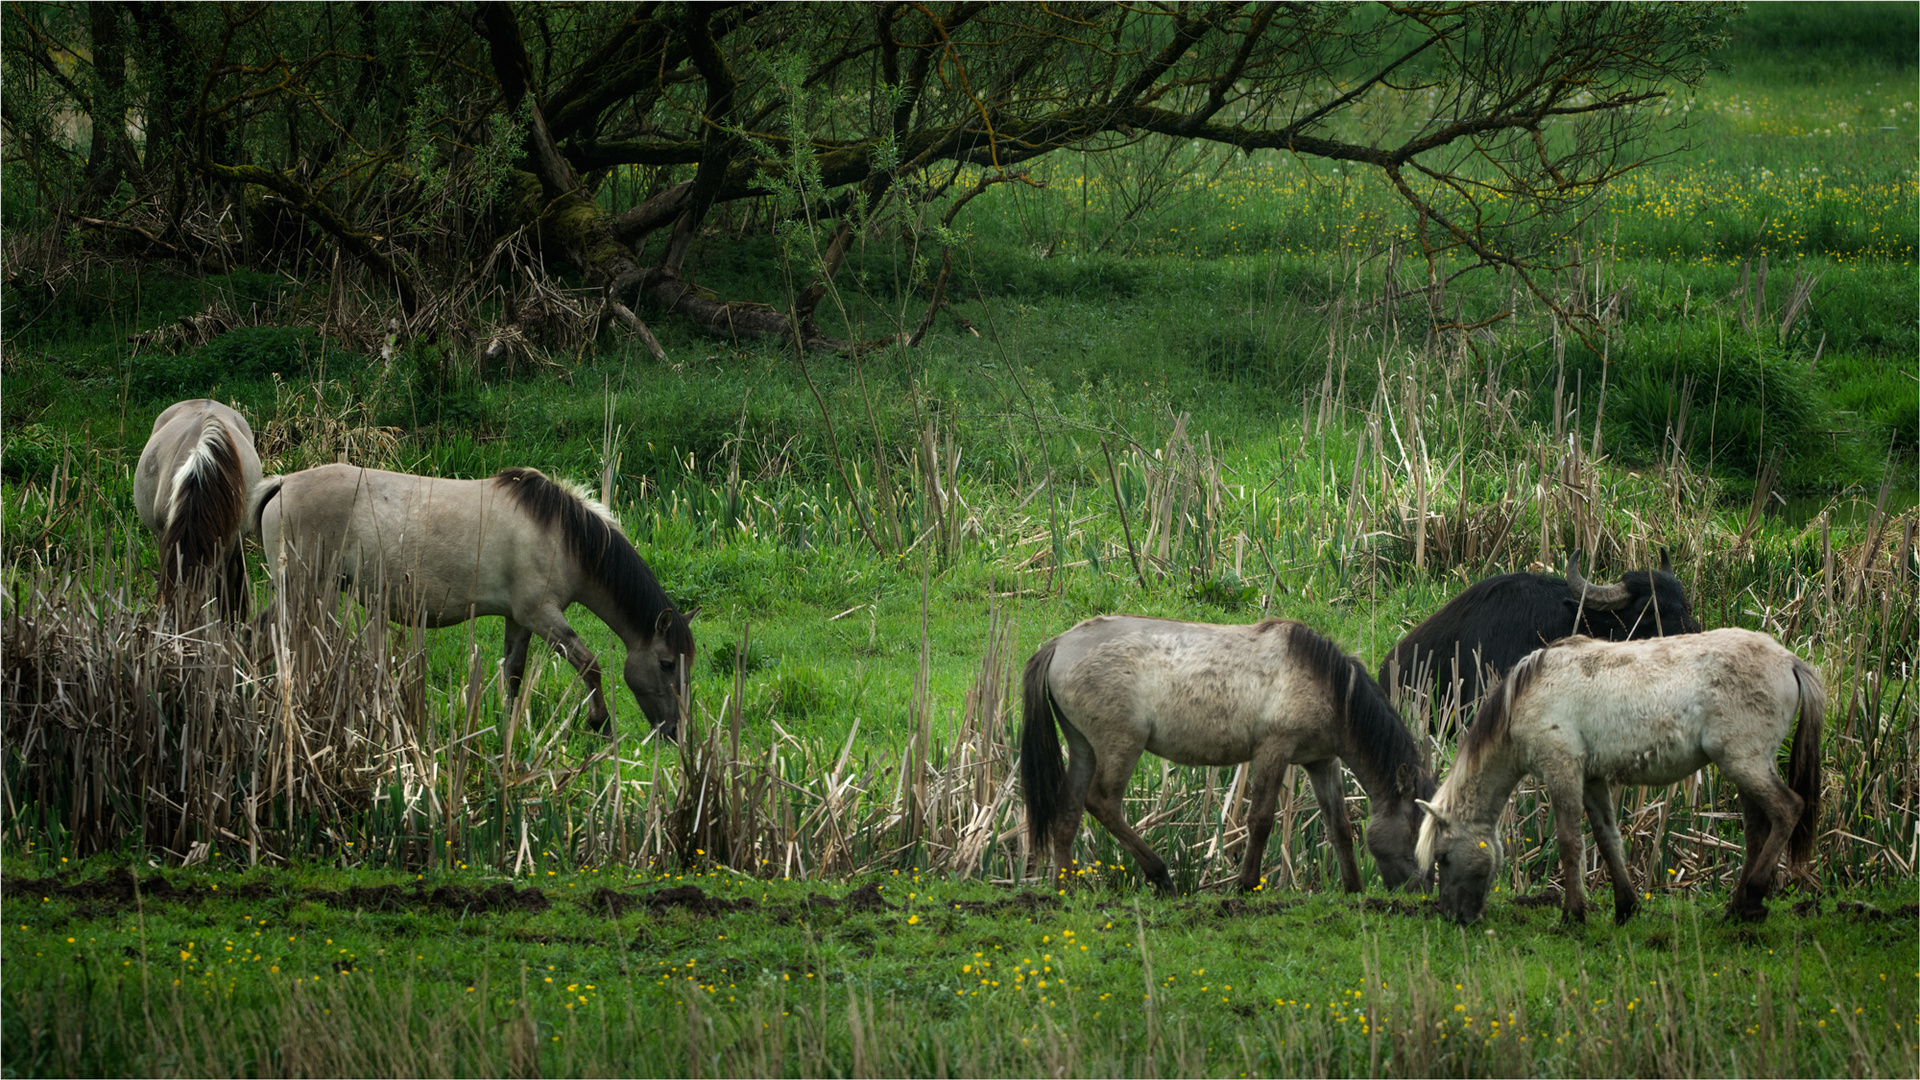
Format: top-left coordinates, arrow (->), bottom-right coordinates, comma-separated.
1836,900 -> 1918,922
642,884 -> 755,916
426,883 -> 550,914
308,885 -> 412,911
5,867 -> 201,905
841,882 -> 892,912
1358,897 -> 1428,917
1511,890 -> 1563,909
946,890 -> 1055,915
6,870 -> 550,916
1791,897 -> 1821,917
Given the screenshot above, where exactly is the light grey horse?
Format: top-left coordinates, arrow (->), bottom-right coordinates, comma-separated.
1416,628 -> 1823,925
1021,615 -> 1433,895
133,399 -> 263,621
254,464 -> 694,739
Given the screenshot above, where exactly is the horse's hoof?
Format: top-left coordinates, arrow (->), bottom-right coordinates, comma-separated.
1733,904 -> 1769,924
1561,907 -> 1587,926
1613,905 -> 1637,926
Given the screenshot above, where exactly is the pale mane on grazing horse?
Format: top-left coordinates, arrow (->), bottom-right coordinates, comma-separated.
1416,628 -> 1824,926
1021,615 -> 1434,895
133,399 -> 264,622
254,463 -> 694,739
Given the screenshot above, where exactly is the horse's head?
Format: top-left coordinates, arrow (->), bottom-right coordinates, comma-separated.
1415,796 -> 1498,924
626,608 -> 696,741
1368,763 -> 1437,892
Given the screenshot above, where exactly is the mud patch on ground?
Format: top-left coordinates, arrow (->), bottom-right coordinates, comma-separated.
642,884 -> 756,916
5,871 -> 550,916
1511,890 -> 1564,909
1358,897 -> 1428,917
946,890 -> 1055,916
5,867 -> 201,906
1836,900 -> 1918,922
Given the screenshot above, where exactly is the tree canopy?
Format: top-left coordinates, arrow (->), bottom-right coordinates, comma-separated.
3,2 -> 1725,354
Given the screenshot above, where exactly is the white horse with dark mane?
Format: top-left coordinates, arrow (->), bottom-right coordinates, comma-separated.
254,464 -> 695,739
1416,628 -> 1823,925
133,399 -> 263,621
1022,615 -> 1434,895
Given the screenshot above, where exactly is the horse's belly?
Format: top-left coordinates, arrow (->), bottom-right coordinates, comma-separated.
1143,728 -> 1257,768
1589,744 -> 1709,787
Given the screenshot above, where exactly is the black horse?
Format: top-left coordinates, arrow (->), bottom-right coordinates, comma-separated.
1379,553 -> 1701,729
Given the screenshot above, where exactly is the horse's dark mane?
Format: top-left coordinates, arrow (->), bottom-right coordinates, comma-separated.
492,468 -> 693,658
1285,622 -> 1427,801
1457,638 -> 1562,768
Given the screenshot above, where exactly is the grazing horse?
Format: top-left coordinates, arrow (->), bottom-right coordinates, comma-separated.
1415,629 -> 1823,926
254,464 -> 694,739
1021,615 -> 1434,895
1380,553 -> 1701,729
133,399 -> 264,621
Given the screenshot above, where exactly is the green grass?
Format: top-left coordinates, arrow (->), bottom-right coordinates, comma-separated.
4,861 -> 1914,1077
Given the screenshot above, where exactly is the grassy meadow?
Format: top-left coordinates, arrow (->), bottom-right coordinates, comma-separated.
3,5 -> 1916,1075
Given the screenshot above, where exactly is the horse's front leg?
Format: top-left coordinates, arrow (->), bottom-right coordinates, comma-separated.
1544,771 -> 1589,923
1235,748 -> 1293,892
1582,779 -> 1638,925
524,605 -> 611,734
1304,758 -> 1363,893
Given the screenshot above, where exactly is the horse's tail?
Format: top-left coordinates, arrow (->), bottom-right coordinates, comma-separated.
1786,656 -> 1825,869
1020,637 -> 1066,854
158,416 -> 249,616
249,475 -> 285,538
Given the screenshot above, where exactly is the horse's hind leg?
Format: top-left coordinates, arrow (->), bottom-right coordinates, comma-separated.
523,605 -> 611,733
1723,761 -> 1802,922
1047,721 -> 1099,888
1302,758 -> 1364,893
1081,739 -> 1173,894
1583,779 -> 1638,925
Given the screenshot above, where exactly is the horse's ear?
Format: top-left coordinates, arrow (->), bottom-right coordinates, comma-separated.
683,606 -> 702,623
1395,762 -> 1413,797
655,609 -> 675,638
1415,798 -> 1446,825
1658,547 -> 1674,574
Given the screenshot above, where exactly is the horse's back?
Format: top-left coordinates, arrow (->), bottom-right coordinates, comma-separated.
134,399 -> 262,534
1514,629 -> 1801,784
1043,615 -> 1327,766
264,464 -> 561,625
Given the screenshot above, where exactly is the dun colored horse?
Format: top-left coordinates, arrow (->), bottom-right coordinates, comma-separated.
254,464 -> 694,738
1021,616 -> 1433,895
1416,629 -> 1823,925
133,399 -> 263,621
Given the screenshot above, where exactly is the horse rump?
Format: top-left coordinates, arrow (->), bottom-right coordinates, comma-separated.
1019,638 -> 1066,854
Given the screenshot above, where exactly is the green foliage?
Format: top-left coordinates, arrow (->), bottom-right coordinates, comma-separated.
130,325 -> 328,399
1184,570 -> 1261,612
1721,2 -> 1920,75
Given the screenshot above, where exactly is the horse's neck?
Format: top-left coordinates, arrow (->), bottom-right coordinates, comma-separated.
1452,752 -> 1526,823
575,580 -> 645,649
